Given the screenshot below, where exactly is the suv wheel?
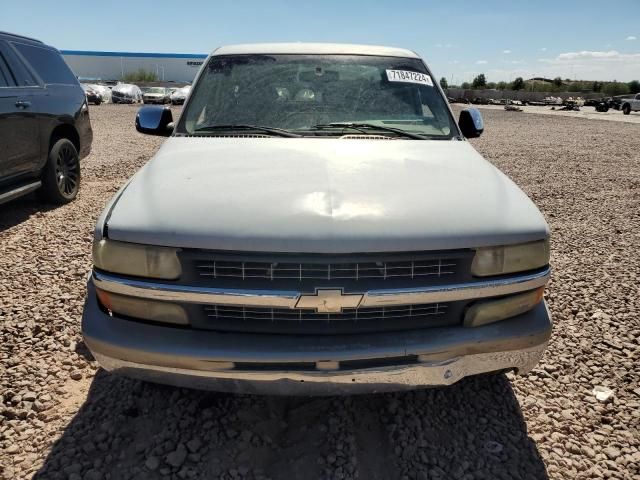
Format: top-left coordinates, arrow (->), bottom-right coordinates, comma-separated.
623,104 -> 631,115
38,138 -> 81,204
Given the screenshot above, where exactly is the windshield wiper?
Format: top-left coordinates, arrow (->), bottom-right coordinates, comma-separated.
194,124 -> 301,138
308,122 -> 427,140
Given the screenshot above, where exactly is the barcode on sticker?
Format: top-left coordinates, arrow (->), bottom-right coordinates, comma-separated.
386,70 -> 433,86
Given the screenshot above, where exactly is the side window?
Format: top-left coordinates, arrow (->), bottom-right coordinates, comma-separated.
0,52 -> 16,87
11,42 -> 77,85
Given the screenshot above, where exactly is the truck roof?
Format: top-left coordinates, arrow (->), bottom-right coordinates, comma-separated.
212,43 -> 420,59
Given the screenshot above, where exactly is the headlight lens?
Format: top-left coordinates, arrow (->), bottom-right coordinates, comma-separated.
92,239 -> 182,279
464,287 -> 544,327
471,239 -> 549,277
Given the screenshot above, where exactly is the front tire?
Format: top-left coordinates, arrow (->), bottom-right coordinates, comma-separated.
623,104 -> 631,115
38,138 -> 81,204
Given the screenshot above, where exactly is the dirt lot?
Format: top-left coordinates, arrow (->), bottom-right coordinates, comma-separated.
1,105 -> 639,480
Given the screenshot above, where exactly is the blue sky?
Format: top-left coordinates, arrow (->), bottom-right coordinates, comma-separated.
2,0 -> 639,82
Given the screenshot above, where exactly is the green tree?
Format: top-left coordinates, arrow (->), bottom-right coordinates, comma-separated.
486,82 -> 497,89
122,69 -> 158,82
592,81 -> 602,92
461,81 -> 471,89
472,73 -> 487,89
602,81 -> 630,96
439,77 -> 448,90
496,81 -> 507,90
533,81 -> 551,92
511,77 -> 525,90
553,77 -> 563,88
628,80 -> 640,94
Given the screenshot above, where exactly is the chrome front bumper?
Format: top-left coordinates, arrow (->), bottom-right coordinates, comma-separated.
92,267 -> 551,309
82,282 -> 552,395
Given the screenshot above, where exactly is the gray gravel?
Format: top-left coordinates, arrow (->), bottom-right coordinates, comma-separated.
1,104 -> 639,480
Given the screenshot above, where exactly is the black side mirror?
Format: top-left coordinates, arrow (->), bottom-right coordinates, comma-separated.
458,107 -> 484,138
136,105 -> 174,136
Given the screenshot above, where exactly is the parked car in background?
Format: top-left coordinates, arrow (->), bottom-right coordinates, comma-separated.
543,96 -> 563,106
81,83 -> 102,105
142,87 -> 171,104
595,100 -> 610,112
91,84 -> 112,104
111,83 -> 142,104
0,31 -> 92,205
83,43 -> 551,395
609,97 -> 624,110
564,97 -> 584,107
620,94 -> 640,115
170,85 -> 191,105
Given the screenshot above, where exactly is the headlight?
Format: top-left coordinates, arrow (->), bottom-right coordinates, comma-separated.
471,239 -> 549,277
464,287 -> 544,327
92,239 -> 182,279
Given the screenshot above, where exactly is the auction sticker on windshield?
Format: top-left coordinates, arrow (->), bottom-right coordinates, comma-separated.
386,70 -> 433,86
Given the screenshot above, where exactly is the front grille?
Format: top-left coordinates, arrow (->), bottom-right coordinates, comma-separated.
176,250 -> 474,334
194,258 -> 456,281
177,250 -> 474,296
194,301 -> 464,335
204,303 -> 447,322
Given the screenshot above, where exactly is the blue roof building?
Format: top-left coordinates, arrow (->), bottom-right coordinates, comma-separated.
61,50 -> 208,82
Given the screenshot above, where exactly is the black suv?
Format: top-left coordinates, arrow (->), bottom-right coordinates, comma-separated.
0,31 -> 92,205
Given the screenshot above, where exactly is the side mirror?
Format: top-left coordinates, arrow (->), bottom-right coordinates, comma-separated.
458,107 -> 484,138
135,105 -> 174,136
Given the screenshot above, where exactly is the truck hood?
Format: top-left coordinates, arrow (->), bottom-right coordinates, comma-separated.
104,137 -> 549,253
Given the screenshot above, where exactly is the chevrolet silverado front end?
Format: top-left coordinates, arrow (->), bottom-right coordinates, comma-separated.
82,43 -> 552,394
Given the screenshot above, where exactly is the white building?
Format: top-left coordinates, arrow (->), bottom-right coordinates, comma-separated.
61,50 -> 208,83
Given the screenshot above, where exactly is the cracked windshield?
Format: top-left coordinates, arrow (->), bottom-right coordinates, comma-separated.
180,54 -> 457,138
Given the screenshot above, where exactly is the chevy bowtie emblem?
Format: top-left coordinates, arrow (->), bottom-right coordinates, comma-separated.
295,289 -> 363,313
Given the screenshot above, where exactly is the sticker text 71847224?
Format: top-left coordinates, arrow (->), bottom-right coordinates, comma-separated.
385,69 -> 434,87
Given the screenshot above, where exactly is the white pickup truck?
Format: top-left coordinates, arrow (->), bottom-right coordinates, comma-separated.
82,43 -> 552,395
621,94 -> 640,115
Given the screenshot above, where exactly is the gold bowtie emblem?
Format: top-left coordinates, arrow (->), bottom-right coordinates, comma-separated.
295,289 -> 363,313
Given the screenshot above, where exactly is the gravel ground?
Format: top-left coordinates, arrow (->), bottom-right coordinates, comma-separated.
1,104 -> 639,480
